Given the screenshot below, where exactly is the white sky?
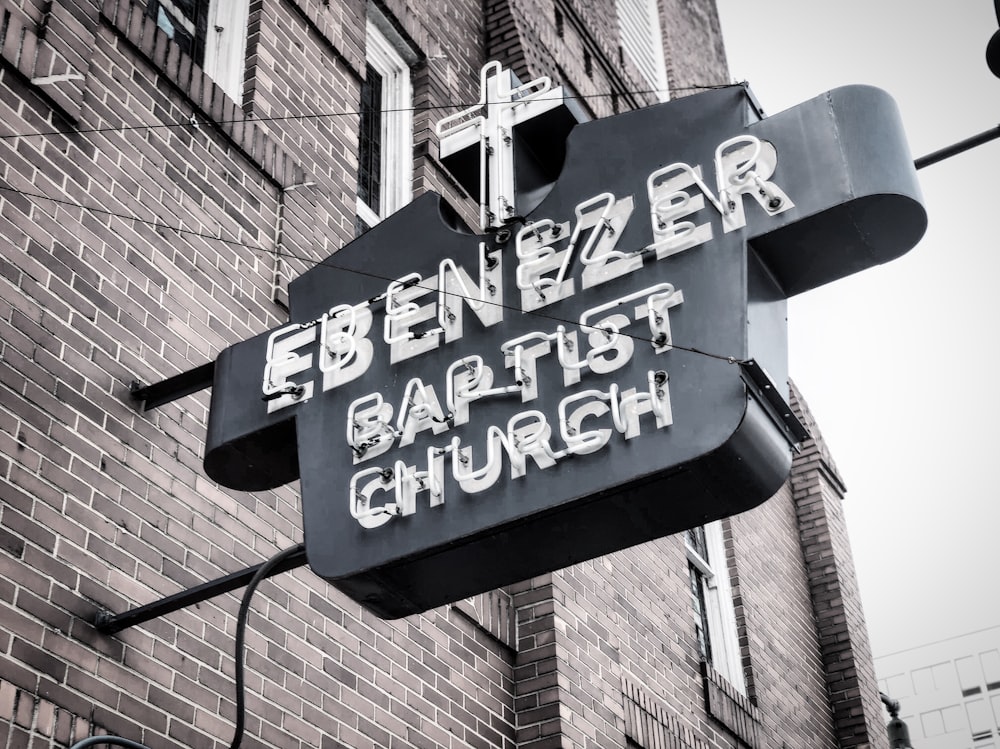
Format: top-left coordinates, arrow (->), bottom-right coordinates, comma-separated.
716,1 -> 1000,656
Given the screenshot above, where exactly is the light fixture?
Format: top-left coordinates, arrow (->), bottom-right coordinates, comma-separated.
880,691 -> 914,748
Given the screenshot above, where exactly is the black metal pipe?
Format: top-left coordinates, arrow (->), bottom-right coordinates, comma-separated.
914,124 -> 1000,170
93,545 -> 308,634
130,361 -> 215,411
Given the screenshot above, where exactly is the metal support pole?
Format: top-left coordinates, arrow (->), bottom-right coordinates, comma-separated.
914,124 -> 1000,170
130,362 -> 215,411
93,545 -> 307,634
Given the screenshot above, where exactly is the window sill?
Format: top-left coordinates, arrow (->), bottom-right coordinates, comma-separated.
100,0 -> 306,190
701,660 -> 762,748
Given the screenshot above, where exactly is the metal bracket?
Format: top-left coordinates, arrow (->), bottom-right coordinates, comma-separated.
130,362 -> 215,411
739,359 -> 810,448
93,545 -> 307,634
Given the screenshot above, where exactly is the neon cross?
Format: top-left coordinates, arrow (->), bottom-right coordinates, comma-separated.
436,62 -> 574,230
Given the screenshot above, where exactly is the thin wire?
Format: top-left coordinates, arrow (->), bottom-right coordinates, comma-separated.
0,181 -> 741,364
286,245 -> 742,365
0,84 -> 739,142
0,183 -> 258,249
229,543 -> 305,749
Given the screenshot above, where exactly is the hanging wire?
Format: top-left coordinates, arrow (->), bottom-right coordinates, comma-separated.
0,181 -> 742,364
0,83 -> 740,142
0,77 -> 750,366
64,543 -> 305,749
228,543 -> 306,749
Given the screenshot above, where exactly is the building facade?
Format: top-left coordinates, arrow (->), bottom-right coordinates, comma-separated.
0,0 -> 890,747
876,626 -> 1000,749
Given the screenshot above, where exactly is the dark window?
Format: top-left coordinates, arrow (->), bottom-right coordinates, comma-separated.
689,562 -> 712,662
686,525 -> 712,663
146,0 -> 210,65
686,525 -> 708,560
357,63 -> 383,218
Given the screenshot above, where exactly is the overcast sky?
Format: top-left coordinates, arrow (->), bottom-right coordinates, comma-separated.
715,1 -> 1000,656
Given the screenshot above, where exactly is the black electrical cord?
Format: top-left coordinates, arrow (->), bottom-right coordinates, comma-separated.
228,542 -> 306,749
68,544 -> 305,749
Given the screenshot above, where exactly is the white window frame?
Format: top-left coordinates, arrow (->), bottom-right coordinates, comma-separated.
154,0 -> 249,102
203,0 -> 250,102
356,13 -> 414,230
615,0 -> 670,102
686,521 -> 746,693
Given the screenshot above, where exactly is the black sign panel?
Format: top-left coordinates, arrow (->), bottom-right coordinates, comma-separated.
204,86 -> 925,617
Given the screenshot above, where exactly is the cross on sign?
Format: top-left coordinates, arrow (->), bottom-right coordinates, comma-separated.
204,83 -> 926,618
436,62 -> 579,230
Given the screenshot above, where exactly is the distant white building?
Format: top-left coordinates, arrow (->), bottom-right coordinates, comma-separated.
876,626 -> 1000,749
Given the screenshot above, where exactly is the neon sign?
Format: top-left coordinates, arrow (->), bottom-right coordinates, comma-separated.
204,81 -> 925,617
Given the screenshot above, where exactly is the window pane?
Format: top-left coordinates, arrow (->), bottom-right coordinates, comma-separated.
968,699 -> 991,735
885,672 -> 912,699
912,666 -> 936,695
688,563 -> 711,662
960,656 -> 984,695
981,650 -> 1000,689
942,703 -> 965,733
920,709 -> 944,737
147,0 -> 209,64
933,661 -> 958,694
685,526 -> 708,562
358,64 -> 384,216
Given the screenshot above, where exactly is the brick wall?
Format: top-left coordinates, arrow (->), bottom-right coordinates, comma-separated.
0,1 -> 888,748
507,448 -> 879,749
790,382 -> 888,749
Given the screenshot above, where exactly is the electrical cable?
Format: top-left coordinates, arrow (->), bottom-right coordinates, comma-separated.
0,77 -> 750,367
0,183 -> 255,249
0,84 -> 740,141
228,542 -> 306,749
0,180 -> 741,364
272,246 -> 742,364
63,544 -> 304,749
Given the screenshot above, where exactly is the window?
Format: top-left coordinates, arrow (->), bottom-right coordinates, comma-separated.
685,521 -> 745,692
615,0 -> 669,101
960,656 -> 986,696
967,699 -> 993,740
146,0 -> 249,101
356,12 -> 413,234
981,649 -> 1000,690
687,526 -> 713,663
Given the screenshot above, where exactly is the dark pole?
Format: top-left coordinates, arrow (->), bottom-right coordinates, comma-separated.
922,3 -> 1000,169
93,545 -> 308,634
914,124 -> 1000,170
